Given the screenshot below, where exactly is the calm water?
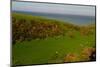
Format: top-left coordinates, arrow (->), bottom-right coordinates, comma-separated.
13,11 -> 95,25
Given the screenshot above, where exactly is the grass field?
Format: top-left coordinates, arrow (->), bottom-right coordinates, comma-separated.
12,13 -> 96,66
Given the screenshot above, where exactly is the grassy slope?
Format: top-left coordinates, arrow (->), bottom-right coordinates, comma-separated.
12,13 -> 95,65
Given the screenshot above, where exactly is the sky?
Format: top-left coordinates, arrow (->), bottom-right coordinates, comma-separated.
12,1 -> 95,16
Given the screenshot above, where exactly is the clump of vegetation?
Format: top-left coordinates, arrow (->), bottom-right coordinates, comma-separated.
80,47 -> 96,61
67,31 -> 75,38
12,13 -> 81,44
63,47 -> 96,63
80,25 -> 95,36
64,53 -> 79,62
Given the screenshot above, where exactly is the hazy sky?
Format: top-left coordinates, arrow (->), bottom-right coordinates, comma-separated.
12,1 -> 95,16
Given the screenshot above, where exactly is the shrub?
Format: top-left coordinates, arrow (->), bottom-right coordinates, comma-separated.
67,31 -> 75,38
80,26 -> 89,36
64,53 -> 79,62
80,25 -> 95,36
81,47 -> 95,61
12,13 -> 68,44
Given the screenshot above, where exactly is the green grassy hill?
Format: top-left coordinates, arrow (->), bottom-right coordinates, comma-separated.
12,13 -> 96,66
